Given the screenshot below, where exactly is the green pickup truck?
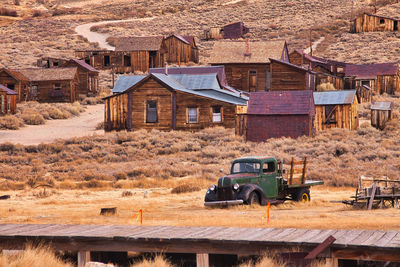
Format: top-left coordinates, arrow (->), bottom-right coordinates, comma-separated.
204,156 -> 323,206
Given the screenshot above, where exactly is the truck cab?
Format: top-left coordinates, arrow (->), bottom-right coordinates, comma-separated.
204,156 -> 323,206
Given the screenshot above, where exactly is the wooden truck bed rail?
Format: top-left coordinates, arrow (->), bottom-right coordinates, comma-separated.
288,157 -> 307,185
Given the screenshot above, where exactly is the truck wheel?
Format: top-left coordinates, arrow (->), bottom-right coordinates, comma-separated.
247,191 -> 260,205
292,188 -> 310,202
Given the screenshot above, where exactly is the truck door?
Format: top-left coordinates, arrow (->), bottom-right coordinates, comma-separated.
260,161 -> 278,198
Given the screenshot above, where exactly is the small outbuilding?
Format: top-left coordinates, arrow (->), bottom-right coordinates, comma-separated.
351,12 -> 400,33
0,84 -> 17,115
204,22 -> 250,40
163,35 -> 199,64
236,90 -> 315,142
62,59 -> 100,96
370,101 -> 394,130
313,90 -> 359,131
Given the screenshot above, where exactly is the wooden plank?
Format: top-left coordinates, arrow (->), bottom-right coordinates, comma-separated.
196,253 -> 209,267
244,228 -> 275,241
334,230 -> 364,246
304,235 -> 336,259
78,251 -> 90,267
347,230 -> 377,246
361,231 -> 388,246
368,183 -> 377,210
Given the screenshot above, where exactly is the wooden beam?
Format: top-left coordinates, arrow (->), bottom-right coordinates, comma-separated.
324,257 -> 338,267
196,253 -> 209,267
304,235 -> 336,259
78,250 -> 90,267
368,183 -> 377,210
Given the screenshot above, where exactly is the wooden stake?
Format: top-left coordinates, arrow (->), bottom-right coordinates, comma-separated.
196,253 -> 209,267
78,251 -> 90,267
368,183 -> 377,210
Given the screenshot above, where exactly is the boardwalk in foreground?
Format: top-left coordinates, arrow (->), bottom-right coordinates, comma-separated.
0,224 -> 399,266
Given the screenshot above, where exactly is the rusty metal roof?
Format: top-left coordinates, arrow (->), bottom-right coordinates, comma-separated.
247,91 -> 314,115
313,90 -> 356,105
0,84 -> 17,95
370,101 -> 394,110
115,36 -> 164,51
345,63 -> 399,79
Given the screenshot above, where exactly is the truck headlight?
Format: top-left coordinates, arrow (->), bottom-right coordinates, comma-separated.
209,185 -> 216,191
233,183 -> 239,190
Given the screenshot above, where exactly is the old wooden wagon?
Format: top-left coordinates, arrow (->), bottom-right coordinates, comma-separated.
236,90 -> 315,142
370,101 -> 394,130
209,40 -> 289,92
351,12 -> 400,33
0,84 -> 17,115
104,73 -> 248,131
313,90 -> 359,131
344,63 -> 399,95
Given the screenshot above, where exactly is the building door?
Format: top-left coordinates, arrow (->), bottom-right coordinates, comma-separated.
149,51 -> 157,68
104,55 -> 110,67
394,21 -> 398,31
249,70 -> 257,92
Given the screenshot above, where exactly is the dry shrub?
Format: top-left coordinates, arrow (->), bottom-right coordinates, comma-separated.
131,255 -> 174,267
171,183 -> 201,194
0,8 -> 18,17
0,244 -> 73,267
316,83 -> 336,91
122,190 -> 133,197
21,112 -> 45,125
0,115 -> 24,130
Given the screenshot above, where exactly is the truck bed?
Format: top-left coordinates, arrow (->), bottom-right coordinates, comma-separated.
286,180 -> 324,188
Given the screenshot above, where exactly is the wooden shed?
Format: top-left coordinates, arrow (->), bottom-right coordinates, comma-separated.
370,101 -> 394,130
74,50 -> 115,70
163,35 -> 199,64
15,68 -> 80,102
37,57 -> 68,68
62,59 -> 99,96
351,13 -> 400,33
204,22 -> 249,40
0,68 -> 29,102
313,90 -> 359,131
209,40 -> 289,92
236,90 -> 315,142
104,73 -> 248,131
0,84 -> 17,115
345,63 -> 399,95
269,58 -> 316,91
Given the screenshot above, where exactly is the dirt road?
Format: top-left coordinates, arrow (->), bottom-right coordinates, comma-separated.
0,104 -> 104,145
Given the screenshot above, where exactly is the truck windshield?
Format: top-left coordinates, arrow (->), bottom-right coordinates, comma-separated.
231,162 -> 260,174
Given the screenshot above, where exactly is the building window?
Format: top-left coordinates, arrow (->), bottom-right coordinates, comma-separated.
104,55 -> 110,67
212,106 -> 222,123
249,70 -> 257,91
7,84 -> 15,90
361,80 -> 370,87
187,107 -> 198,123
54,83 -> 61,90
380,18 -> 385,24
146,100 -> 157,123
124,55 -> 131,67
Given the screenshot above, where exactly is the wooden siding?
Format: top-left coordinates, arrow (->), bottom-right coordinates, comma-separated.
63,62 -> 99,96
104,77 -> 238,131
246,114 -> 313,142
352,13 -> 400,33
26,79 -> 79,103
270,61 -> 309,91
371,109 -> 393,130
377,74 -> 399,94
289,50 -> 309,66
163,36 -> 191,65
314,99 -> 359,132
0,70 -> 27,102
220,64 -> 269,92
0,92 -> 17,115
316,73 -> 344,90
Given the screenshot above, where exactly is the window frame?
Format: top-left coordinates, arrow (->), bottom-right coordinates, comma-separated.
211,106 -> 223,123
54,83 -> 61,91
146,100 -> 158,123
187,107 -> 199,124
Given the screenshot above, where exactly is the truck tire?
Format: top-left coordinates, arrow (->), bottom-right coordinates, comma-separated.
292,188 -> 310,202
247,191 -> 260,205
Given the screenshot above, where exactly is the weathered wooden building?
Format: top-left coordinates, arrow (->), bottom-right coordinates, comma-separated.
0,68 -> 29,102
13,68 -> 80,102
204,22 -> 250,40
351,13 -> 400,33
163,35 -> 199,64
236,90 -> 315,142
269,58 -> 316,91
0,84 -> 17,115
370,101 -> 393,130
104,73 -> 248,131
345,63 -> 399,95
209,40 -> 289,92
74,50 -> 114,70
62,59 -> 99,96
313,90 -> 358,131
37,57 -> 68,68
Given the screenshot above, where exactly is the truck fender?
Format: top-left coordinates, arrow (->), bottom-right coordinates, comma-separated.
237,184 -> 266,203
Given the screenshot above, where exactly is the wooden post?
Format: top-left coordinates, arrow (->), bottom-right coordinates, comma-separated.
325,257 -> 338,267
301,157 -> 307,184
289,157 -> 294,185
196,253 -> 209,267
368,183 -> 377,210
78,251 -> 90,267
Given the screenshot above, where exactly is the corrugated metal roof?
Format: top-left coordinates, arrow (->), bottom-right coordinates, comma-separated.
112,75 -> 146,93
0,84 -> 17,95
170,74 -> 220,90
370,101 -> 393,110
345,63 -> 399,79
313,90 -> 356,105
247,91 -> 314,115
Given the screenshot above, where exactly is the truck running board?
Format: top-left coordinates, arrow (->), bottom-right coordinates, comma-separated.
204,200 -> 244,206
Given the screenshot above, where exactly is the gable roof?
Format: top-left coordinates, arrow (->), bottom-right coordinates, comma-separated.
0,68 -> 28,82
112,75 -> 147,94
269,58 -> 316,74
370,101 -> 393,111
115,36 -> 164,51
110,73 -> 248,105
209,40 -> 287,64
313,90 -> 356,105
292,49 -> 347,68
0,84 -> 17,95
247,91 -> 314,115
345,63 -> 399,79
69,59 -> 99,73
14,68 -> 78,82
